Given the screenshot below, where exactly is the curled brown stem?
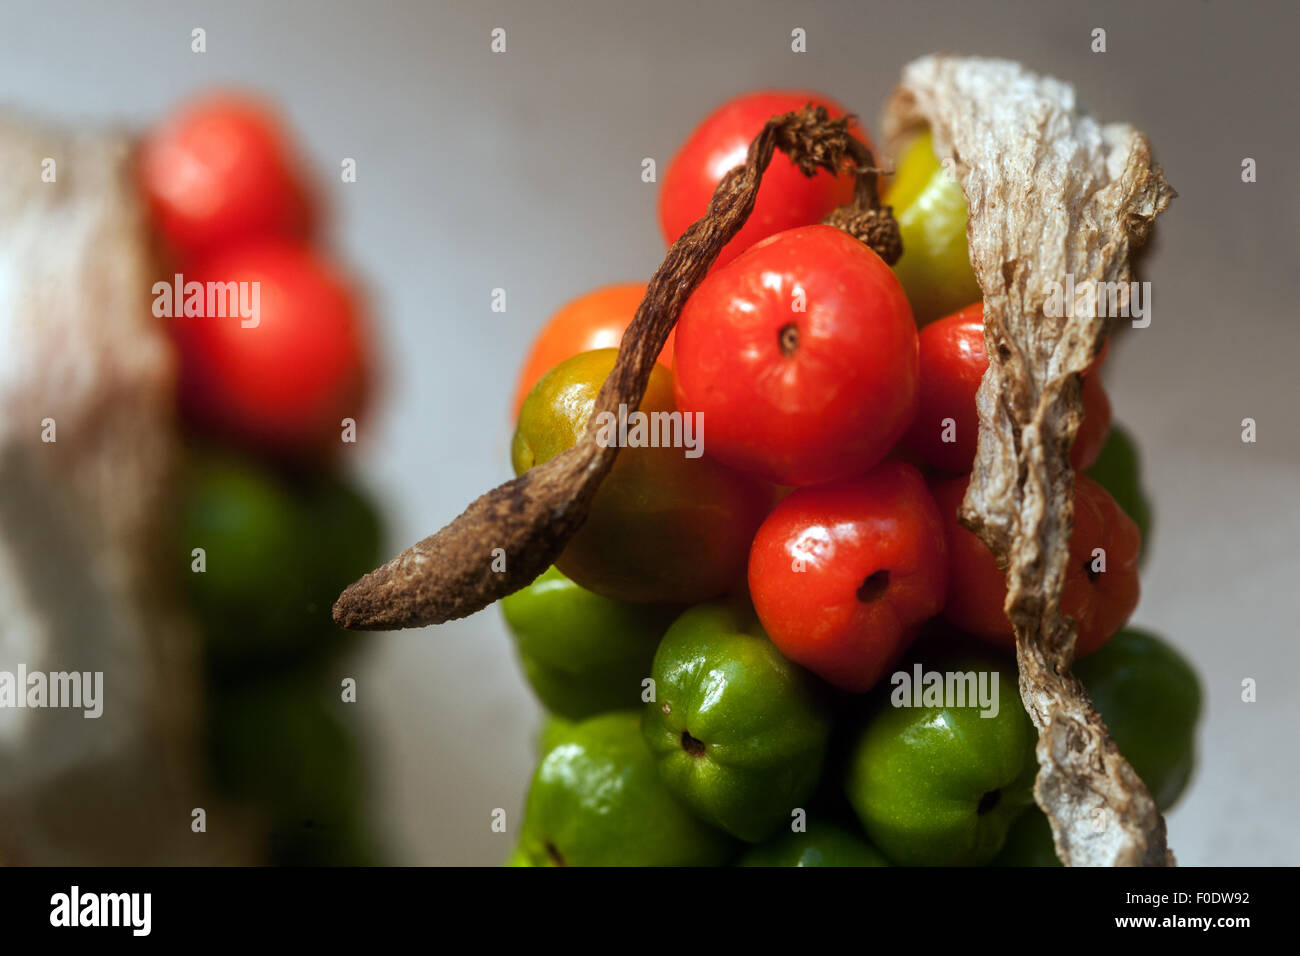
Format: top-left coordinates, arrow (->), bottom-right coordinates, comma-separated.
333,105 -> 896,630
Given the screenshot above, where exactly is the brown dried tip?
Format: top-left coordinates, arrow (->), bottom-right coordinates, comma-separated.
334,105 -> 896,630
823,205 -> 902,265
333,445 -> 604,629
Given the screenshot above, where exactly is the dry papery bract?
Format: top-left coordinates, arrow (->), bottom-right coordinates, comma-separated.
884,55 -> 1175,866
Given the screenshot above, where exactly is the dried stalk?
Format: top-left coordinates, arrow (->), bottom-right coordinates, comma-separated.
883,55 -> 1176,865
334,106 -> 897,629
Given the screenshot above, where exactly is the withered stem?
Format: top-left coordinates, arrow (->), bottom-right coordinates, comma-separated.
333,106 -> 896,630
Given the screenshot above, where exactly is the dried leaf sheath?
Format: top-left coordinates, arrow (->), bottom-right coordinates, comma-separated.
334,107 -> 896,630
883,56 -> 1176,866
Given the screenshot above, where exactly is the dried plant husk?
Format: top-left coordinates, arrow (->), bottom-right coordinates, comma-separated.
882,55 -> 1176,866
0,115 -> 259,863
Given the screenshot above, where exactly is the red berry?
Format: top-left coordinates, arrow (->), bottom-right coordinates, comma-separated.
139,92 -> 313,259
170,239 -> 370,459
510,283 -> 672,419
931,473 -> 1139,657
901,304 -> 1112,473
748,461 -> 948,692
659,91 -> 865,270
901,303 -> 986,474
1074,362 -> 1112,472
673,224 -> 918,486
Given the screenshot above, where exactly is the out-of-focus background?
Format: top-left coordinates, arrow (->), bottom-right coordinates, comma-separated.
2,0 -> 1297,864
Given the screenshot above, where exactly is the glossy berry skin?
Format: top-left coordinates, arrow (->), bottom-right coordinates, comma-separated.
748,461 -> 948,692
884,132 -> 982,327
499,566 -> 676,720
513,350 -> 769,604
659,91 -> 864,270
1074,628 -> 1201,810
738,820 -> 890,867
1086,422 -> 1153,564
641,600 -> 831,843
1075,366 -> 1113,472
510,282 -> 673,418
996,627 -> 1202,866
901,303 -> 986,473
172,239 -> 370,460
674,225 -> 918,486
845,649 -> 1037,866
990,811 -> 1061,867
139,92 -> 312,259
902,304 -> 1112,473
931,473 -> 1140,657
517,711 -> 736,867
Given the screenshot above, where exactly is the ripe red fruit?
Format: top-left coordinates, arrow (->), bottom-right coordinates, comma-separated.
510,282 -> 673,419
748,462 -> 949,692
1074,362 -> 1112,472
170,239 -> 370,459
659,90 -> 865,270
139,92 -> 313,260
673,224 -> 918,486
902,304 -> 1113,473
931,473 -> 1140,657
900,303 -> 986,474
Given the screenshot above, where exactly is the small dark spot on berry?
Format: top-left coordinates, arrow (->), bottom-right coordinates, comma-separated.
779,323 -> 800,356
857,569 -> 890,603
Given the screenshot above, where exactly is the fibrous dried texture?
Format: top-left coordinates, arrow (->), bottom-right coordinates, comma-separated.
0,116 -> 256,863
883,56 -> 1175,866
335,106 -> 895,630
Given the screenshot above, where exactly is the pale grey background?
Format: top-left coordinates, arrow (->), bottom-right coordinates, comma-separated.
3,0 -> 1297,865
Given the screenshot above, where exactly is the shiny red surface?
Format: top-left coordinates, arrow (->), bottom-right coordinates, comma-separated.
673,225 -> 918,486
931,473 -> 1140,657
658,90 -> 865,270
748,461 -> 948,692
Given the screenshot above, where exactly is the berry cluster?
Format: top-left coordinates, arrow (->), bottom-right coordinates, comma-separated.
139,93 -> 384,864
502,90 -> 1197,868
